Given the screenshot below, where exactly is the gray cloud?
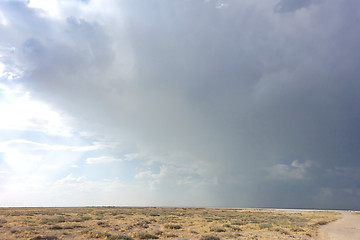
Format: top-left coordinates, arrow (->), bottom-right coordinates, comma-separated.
1,0 -> 360,209
274,0 -> 314,13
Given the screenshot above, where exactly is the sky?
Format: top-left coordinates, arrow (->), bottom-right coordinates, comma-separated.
0,0 -> 359,209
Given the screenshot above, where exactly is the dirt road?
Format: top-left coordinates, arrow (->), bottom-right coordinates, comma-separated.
317,212 -> 360,240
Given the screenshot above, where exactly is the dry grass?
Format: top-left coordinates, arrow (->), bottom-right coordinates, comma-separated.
0,207 -> 339,239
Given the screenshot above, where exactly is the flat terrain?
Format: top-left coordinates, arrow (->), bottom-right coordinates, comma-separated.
317,212 -> 360,240
0,207 -> 339,239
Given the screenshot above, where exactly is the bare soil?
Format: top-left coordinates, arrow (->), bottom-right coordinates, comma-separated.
317,211 -> 360,240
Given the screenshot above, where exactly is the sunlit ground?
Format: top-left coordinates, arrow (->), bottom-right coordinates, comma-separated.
0,207 -> 340,239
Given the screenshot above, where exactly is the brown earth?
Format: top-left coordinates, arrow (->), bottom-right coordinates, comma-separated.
317,212 -> 360,240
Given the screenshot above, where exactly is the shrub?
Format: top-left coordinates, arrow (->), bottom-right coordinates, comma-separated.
63,224 -> 83,229
136,232 -> 159,239
89,231 -> 111,238
73,216 -> 91,222
153,230 -> 163,236
136,221 -> 149,228
107,234 -> 134,240
48,225 -> 63,230
97,221 -> 110,227
291,227 -> 305,232
30,236 -> 58,240
149,213 -> 160,217
230,226 -> 242,231
164,224 -> 182,229
259,223 -> 272,229
274,228 -> 290,235
316,221 -> 328,226
231,221 -> 246,225
164,233 -> 177,238
200,234 -> 220,240
41,216 -> 67,225
210,226 -> 226,232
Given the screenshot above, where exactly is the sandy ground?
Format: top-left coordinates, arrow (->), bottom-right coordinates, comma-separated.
317,212 -> 360,240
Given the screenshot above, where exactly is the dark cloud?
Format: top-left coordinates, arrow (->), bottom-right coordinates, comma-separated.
1,0 -> 360,209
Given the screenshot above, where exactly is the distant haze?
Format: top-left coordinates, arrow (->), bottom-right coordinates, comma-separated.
0,0 -> 359,209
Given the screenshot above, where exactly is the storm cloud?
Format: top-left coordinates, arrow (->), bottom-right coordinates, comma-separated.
1,0 -> 360,209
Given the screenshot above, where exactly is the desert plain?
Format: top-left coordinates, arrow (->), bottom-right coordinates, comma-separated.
0,207 -> 348,239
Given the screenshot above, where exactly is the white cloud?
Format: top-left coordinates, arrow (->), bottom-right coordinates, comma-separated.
0,140 -> 44,174
0,10 -> 8,26
54,174 -> 86,185
134,163 -> 206,191
216,1 -> 229,9
124,153 -> 139,161
28,0 -> 60,17
0,139 -> 101,153
0,91 -> 73,136
267,160 -> 312,180
0,62 -> 5,76
86,156 -> 122,164
134,170 -> 154,180
0,138 -> 100,175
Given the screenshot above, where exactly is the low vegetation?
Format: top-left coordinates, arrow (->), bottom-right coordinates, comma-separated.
0,207 -> 339,239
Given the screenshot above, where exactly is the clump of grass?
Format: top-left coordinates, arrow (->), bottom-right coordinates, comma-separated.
107,234 -> 134,240
230,226 -> 242,231
135,232 -> 159,239
63,224 -> 83,229
164,233 -> 177,238
136,221 -> 150,228
164,224 -> 182,229
315,220 -> 328,226
10,229 -> 19,233
30,235 -> 58,240
10,212 -> 22,216
149,213 -> 160,217
210,226 -> 226,232
259,223 -> 272,229
0,219 -> 7,224
41,216 -> 67,225
200,234 -> 220,240
231,220 -> 246,226
89,231 -> 112,238
97,221 -> 110,227
274,227 -> 290,235
48,225 -> 63,230
153,230 -> 163,236
291,227 -> 305,232
250,219 -> 261,224
73,216 -> 91,222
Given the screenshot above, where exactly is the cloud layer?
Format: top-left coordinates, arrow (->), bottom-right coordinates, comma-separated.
0,0 -> 360,209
